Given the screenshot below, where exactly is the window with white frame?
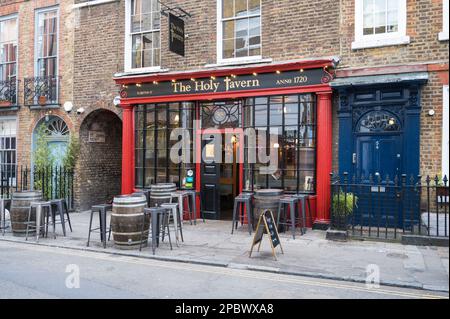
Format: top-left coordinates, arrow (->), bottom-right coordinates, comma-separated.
35,8 -> 58,77
352,0 -> 409,49
443,85 -> 449,179
0,118 -> 17,185
218,0 -> 261,62
439,0 -> 449,41
0,16 -> 17,82
125,0 -> 161,71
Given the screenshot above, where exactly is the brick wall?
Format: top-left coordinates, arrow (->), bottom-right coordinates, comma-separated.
76,109 -> 122,210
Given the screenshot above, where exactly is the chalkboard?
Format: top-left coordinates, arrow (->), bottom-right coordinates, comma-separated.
249,210 -> 283,260
264,211 -> 280,248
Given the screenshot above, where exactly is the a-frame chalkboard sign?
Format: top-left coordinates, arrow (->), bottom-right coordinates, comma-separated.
249,210 -> 284,261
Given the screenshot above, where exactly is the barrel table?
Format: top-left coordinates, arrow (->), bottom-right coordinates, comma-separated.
253,189 -> 284,228
10,191 -> 43,237
111,195 -> 149,249
149,183 -> 176,207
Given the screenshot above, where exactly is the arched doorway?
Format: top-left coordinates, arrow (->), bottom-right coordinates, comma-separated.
32,116 -> 70,166
77,109 -> 122,210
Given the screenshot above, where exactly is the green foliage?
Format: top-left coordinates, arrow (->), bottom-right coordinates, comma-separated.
62,135 -> 80,170
33,123 -> 54,169
332,190 -> 358,217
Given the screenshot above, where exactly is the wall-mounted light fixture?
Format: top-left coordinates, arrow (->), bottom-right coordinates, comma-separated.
63,101 -> 73,113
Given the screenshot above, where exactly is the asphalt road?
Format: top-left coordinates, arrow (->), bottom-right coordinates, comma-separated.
0,240 -> 447,299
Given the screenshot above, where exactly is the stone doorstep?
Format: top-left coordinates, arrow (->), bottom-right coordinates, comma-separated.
0,236 -> 448,294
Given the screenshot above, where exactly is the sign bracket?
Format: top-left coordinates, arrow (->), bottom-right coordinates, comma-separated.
159,1 -> 192,19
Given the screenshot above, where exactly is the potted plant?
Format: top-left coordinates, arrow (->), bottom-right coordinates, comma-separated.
331,190 -> 358,231
0,99 -> 11,107
435,174 -> 449,198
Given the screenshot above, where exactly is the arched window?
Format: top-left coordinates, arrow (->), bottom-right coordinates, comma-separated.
357,111 -> 401,133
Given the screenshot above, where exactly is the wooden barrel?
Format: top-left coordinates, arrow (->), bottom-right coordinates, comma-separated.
10,190 -> 43,236
149,183 -> 176,207
111,195 -> 149,250
253,189 -> 284,227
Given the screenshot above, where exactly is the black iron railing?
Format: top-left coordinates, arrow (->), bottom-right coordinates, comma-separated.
23,76 -> 60,106
0,79 -> 18,107
330,172 -> 449,240
0,164 -> 74,210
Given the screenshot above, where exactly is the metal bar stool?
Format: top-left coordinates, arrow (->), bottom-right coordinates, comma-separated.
50,199 -> 72,236
161,202 -> 184,246
26,201 -> 53,242
185,190 -> 199,225
293,194 -> 312,234
140,207 -> 173,255
87,204 -> 113,248
171,191 -> 192,225
1,198 -> 11,236
277,196 -> 301,239
232,194 -> 253,235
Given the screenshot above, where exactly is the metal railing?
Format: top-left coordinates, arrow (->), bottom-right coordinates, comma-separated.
330,172 -> 449,240
0,164 -> 74,210
0,79 -> 18,107
23,76 -> 60,106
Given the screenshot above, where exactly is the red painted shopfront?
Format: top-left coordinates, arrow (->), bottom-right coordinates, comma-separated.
114,59 -> 335,228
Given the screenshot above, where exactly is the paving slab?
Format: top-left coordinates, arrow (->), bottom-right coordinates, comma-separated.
0,211 -> 448,293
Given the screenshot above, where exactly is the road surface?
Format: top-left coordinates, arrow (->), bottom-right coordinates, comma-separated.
0,240 -> 447,299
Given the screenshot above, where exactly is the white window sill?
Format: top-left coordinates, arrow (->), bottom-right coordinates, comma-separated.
205,58 -> 273,68
115,67 -> 169,78
439,32 -> 449,41
72,0 -> 118,9
351,36 -> 411,50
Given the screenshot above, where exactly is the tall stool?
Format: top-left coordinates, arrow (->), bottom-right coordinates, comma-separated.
140,207 -> 173,255
232,194 -> 253,235
293,194 -> 311,234
25,201 -> 53,242
1,198 -> 11,236
185,190 -> 199,225
50,199 -> 72,236
277,196 -> 301,239
161,202 -> 184,246
87,204 -> 113,248
171,191 -> 192,225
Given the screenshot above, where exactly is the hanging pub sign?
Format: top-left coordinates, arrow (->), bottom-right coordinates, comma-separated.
120,67 -> 334,99
169,13 -> 185,57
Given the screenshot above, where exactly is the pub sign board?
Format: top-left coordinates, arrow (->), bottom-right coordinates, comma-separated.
169,13 -> 185,57
121,68 -> 332,99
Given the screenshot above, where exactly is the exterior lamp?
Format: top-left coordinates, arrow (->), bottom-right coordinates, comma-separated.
388,118 -> 396,126
63,101 -> 73,113
231,135 -> 237,144
273,143 -> 280,148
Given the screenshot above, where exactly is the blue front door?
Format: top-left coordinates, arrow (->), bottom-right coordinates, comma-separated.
354,134 -> 403,228
356,135 -> 401,181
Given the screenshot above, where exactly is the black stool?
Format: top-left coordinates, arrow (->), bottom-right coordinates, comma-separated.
50,199 -> 72,236
232,194 -> 253,235
140,207 -> 173,255
293,194 -> 312,234
277,196 -> 301,239
87,204 -> 112,248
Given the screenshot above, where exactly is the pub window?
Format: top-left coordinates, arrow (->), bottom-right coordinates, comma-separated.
243,94 -> 317,194
218,0 -> 262,62
439,0 -> 449,41
352,0 -> 410,50
36,8 -> 58,78
0,16 -> 17,85
135,103 -> 195,188
0,118 -> 17,186
125,0 -> 161,71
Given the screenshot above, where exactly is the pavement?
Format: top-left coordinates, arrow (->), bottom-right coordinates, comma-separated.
0,211 -> 449,294
0,240 -> 447,299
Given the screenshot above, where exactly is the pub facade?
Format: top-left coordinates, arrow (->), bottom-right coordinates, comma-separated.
114,0 -> 341,227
